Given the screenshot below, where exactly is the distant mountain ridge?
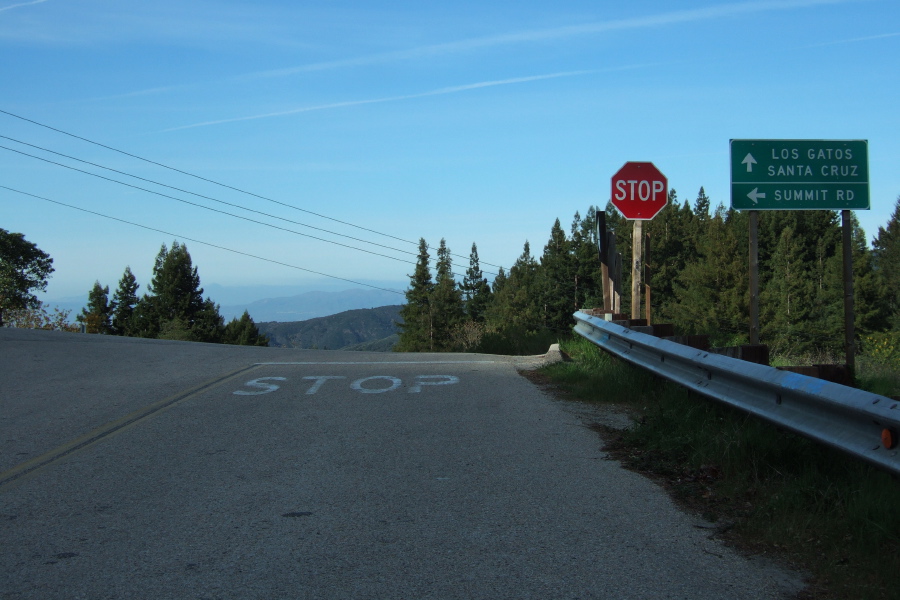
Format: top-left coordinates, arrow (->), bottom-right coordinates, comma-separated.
44,286 -> 406,326
258,305 -> 403,351
219,288 -> 405,323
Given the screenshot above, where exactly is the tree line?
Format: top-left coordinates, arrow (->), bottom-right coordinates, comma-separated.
77,241 -> 268,345
397,189 -> 900,357
4,188 -> 899,358
0,233 -> 267,346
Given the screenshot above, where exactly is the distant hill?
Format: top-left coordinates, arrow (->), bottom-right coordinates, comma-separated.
220,288 -> 405,323
45,285 -> 406,325
342,334 -> 401,352
258,305 -> 403,351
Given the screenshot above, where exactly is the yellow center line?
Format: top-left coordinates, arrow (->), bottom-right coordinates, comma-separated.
0,364 -> 261,492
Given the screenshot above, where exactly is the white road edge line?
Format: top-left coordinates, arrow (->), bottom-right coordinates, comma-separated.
255,361 -> 499,365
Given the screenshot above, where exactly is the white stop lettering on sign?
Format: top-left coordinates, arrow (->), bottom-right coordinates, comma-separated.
613,179 -> 665,201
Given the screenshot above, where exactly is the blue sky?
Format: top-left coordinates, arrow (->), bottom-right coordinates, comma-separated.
1,0 -> 898,305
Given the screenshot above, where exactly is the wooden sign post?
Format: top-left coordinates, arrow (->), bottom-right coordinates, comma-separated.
610,162 -> 668,320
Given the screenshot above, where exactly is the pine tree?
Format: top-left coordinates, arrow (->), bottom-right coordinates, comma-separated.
760,226 -> 815,354
570,208 -> 603,310
396,238 -> 434,351
110,266 -> 139,336
814,213 -> 890,349
693,187 -> 711,227
873,197 -> 900,329
223,310 -> 270,346
645,190 -> 695,319
849,214 -> 889,336
491,267 -> 508,296
191,297 -> 226,343
132,242 -> 224,342
77,281 -> 112,334
668,205 -> 746,342
758,211 -> 840,282
539,218 -> 575,331
461,242 -> 492,322
431,239 -> 465,351
486,241 -> 540,332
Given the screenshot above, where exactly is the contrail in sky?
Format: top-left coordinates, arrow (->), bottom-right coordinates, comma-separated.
803,31 -> 900,48
0,0 -> 48,12
116,0 -> 854,102
163,69 -> 621,132
245,0 -> 854,79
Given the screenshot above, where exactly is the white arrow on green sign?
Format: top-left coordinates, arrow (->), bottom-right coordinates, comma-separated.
730,139 -> 869,210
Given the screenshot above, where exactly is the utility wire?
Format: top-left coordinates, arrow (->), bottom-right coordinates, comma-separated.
0,134 -> 421,261
0,146 -> 474,280
1,143 -> 494,280
0,144 -> 421,268
0,108 -> 504,270
0,185 -> 407,297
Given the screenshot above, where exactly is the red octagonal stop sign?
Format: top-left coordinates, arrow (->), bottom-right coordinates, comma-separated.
611,162 -> 668,220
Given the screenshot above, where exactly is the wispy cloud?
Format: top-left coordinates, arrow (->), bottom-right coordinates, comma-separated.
109,0 -> 856,103
164,67 -> 656,132
245,0 -> 853,80
0,0 -> 49,12
802,31 -> 900,48
80,84 -> 198,104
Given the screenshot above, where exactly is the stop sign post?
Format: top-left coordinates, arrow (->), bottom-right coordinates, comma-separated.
609,162 -> 668,320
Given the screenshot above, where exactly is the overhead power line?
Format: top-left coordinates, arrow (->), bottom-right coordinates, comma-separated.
1,143 -> 485,281
0,108 -> 504,270
0,185 -> 407,297
0,144 -> 420,268
0,134 -> 421,262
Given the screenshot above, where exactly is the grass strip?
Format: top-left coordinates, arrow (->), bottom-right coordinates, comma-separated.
533,336 -> 900,600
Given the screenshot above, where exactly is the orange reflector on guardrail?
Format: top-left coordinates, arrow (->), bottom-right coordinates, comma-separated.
882,428 -> 897,450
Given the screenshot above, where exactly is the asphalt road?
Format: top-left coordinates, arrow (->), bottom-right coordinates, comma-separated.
0,328 -> 803,599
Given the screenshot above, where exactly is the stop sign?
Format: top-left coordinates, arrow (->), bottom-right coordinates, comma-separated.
610,162 -> 668,220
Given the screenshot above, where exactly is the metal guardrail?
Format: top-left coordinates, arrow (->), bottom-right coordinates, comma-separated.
573,311 -> 900,475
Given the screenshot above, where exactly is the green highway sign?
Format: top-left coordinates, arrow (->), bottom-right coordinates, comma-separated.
730,139 -> 869,210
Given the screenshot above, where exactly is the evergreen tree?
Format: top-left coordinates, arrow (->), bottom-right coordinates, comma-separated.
132,242 -> 224,342
486,241 -> 540,332
848,213 -> 889,336
110,266 -> 140,336
758,211 -> 840,282
77,281 -> 112,334
191,297 -> 226,343
693,187 -> 711,226
396,238 -> 434,351
461,242 -> 492,322
223,310 -> 270,346
873,197 -> 900,329
747,210 -> 842,353
668,205 -> 746,342
491,267 -> 508,296
814,213 -> 890,349
431,239 -> 465,350
760,226 -> 815,353
539,218 -> 575,331
645,190 -> 695,319
570,208 -> 603,310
